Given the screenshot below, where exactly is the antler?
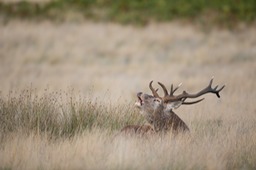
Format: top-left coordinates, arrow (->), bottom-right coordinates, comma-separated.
154,82 -> 182,97
149,81 -> 160,98
150,81 -> 182,98
170,83 -> 182,96
168,77 -> 224,101
150,78 -> 225,105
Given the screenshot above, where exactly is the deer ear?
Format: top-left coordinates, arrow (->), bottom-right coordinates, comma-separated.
165,101 -> 183,111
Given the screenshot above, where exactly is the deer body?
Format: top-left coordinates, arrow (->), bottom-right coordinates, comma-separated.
120,124 -> 155,136
153,109 -> 189,133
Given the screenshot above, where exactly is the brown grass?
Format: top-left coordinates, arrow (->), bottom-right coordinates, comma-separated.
0,20 -> 256,169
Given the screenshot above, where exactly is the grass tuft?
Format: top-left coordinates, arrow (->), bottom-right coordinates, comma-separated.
0,88 -> 143,139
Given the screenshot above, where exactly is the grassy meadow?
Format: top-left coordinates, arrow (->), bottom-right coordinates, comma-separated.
0,1 -> 256,169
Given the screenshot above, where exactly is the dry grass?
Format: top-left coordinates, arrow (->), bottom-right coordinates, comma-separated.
0,20 -> 256,169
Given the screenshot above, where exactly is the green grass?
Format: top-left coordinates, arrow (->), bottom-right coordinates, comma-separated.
0,0 -> 255,25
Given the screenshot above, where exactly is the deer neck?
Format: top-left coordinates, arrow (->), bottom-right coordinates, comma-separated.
153,104 -> 165,120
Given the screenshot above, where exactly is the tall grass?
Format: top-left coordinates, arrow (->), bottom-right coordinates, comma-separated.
0,86 -> 256,169
0,88 -> 143,139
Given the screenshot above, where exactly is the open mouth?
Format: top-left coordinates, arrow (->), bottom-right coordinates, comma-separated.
138,96 -> 143,105
135,92 -> 143,107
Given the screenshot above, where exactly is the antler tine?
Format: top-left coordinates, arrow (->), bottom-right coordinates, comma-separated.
214,85 -> 219,90
209,77 -> 214,86
170,84 -> 173,95
182,98 -> 205,105
207,78 -> 225,98
149,81 -> 160,98
158,82 -> 169,97
171,83 -> 182,96
215,85 -> 225,98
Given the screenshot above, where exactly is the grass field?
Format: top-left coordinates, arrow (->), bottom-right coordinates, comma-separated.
0,20 -> 256,169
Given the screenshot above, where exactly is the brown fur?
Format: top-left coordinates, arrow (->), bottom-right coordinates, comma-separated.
152,109 -> 189,134
120,125 -> 155,136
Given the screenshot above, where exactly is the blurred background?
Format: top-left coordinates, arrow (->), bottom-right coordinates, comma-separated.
0,0 -> 255,103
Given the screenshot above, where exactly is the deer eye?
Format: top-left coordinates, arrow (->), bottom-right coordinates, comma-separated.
153,99 -> 160,102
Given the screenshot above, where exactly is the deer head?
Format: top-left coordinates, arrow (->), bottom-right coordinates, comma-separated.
135,78 -> 225,133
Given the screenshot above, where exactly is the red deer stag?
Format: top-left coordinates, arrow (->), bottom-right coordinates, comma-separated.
135,78 -> 225,134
